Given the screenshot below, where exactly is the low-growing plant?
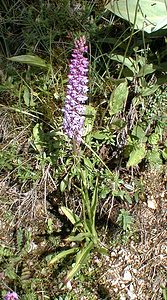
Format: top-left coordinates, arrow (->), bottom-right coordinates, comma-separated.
49,166 -> 108,282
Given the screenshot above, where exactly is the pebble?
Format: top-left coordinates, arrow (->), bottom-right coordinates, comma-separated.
123,270 -> 132,282
120,294 -> 126,300
147,198 -> 157,210
110,251 -> 117,257
127,283 -> 137,299
66,280 -> 72,290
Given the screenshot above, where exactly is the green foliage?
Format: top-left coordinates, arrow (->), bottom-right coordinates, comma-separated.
106,0 -> 167,33
109,80 -> 128,115
83,105 -> 97,137
22,292 -> 38,300
49,174 -> 108,281
8,55 -> 49,68
117,209 -> 134,232
0,246 -> 13,260
0,145 -> 17,172
162,287 -> 167,300
0,143 -> 41,183
127,144 -> 146,168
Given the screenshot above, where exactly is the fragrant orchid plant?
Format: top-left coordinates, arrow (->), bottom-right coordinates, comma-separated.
63,35 -> 89,144
49,37 -> 108,281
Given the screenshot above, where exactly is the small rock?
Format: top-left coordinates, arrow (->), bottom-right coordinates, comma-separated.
123,270 -> 132,282
120,294 -> 126,300
110,251 -> 117,257
127,284 -> 137,299
147,198 -> 157,210
66,280 -> 72,290
113,287 -> 118,293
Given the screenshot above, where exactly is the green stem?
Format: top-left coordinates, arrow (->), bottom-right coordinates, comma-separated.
118,0 -> 140,79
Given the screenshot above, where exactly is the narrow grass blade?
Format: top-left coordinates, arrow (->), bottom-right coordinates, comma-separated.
90,177 -> 99,240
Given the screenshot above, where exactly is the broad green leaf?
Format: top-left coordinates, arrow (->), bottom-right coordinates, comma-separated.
81,169 -> 89,188
32,123 -> 44,152
132,96 -> 143,106
47,218 -> 53,234
92,131 -> 108,140
83,105 -> 96,136
147,148 -> 163,166
162,287 -> 167,300
148,133 -> 160,145
97,246 -> 109,256
109,54 -> 137,74
49,248 -> 78,265
124,192 -> 133,204
8,55 -> 48,68
141,85 -> 159,97
23,85 -> 30,107
162,148 -> 167,160
132,125 -> 147,142
106,0 -> 167,33
137,64 -> 156,77
60,174 -> 69,192
61,206 -> 81,226
66,241 -> 94,281
83,157 -> 93,170
80,177 -> 92,226
65,232 -> 91,242
110,118 -> 126,130
109,81 -> 128,115
127,144 -> 146,167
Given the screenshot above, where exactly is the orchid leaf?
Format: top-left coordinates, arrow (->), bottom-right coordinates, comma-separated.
49,248 -> 78,265
61,206 -> 81,226
66,241 -> 94,281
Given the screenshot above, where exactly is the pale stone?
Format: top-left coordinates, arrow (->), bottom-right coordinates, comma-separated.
147,198 -> 157,209
120,294 -> 126,300
123,270 -> 132,281
66,280 -> 72,290
128,284 -> 137,300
